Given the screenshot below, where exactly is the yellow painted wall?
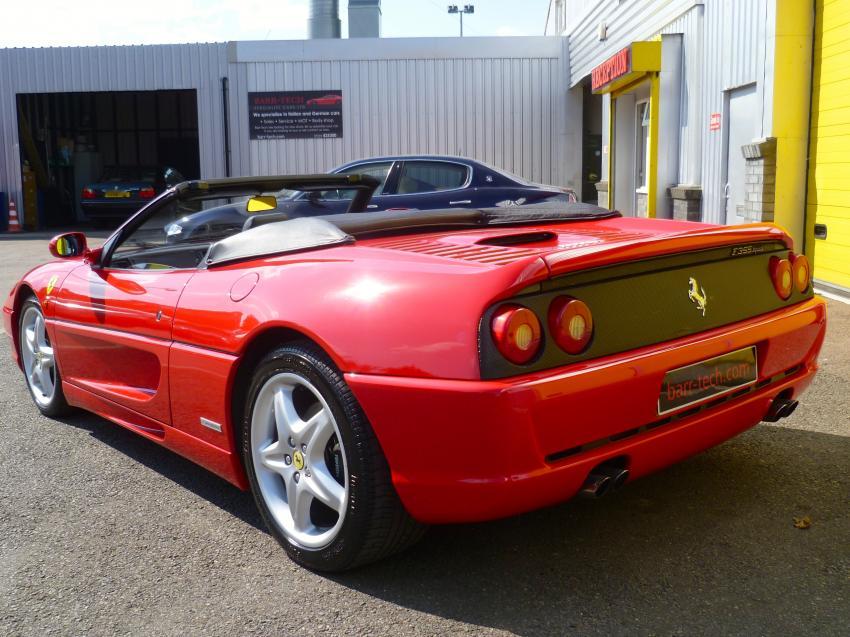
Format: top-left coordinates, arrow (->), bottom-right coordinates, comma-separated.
807,0 -> 850,290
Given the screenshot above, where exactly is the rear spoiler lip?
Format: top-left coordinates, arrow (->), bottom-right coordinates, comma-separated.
543,223 -> 793,279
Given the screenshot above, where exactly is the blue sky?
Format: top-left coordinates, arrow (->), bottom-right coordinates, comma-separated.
1,0 -> 552,48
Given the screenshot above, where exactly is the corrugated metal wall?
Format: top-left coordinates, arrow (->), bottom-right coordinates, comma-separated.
560,0 -> 775,224
567,0 -> 700,83
0,37 -> 570,219
698,0 -> 773,221
0,44 -> 229,214
227,38 -> 568,187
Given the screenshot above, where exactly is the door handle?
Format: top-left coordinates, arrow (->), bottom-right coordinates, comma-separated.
449,200 -> 472,205
367,205 -> 378,209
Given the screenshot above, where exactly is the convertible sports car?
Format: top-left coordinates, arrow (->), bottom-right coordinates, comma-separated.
4,174 -> 826,572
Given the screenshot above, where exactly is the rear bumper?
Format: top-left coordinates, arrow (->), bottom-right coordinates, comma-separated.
346,297 -> 827,524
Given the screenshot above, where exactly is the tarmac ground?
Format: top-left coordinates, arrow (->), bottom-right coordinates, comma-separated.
1,231 -> 848,636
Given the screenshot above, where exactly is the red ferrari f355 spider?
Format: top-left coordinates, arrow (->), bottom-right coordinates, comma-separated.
4,174 -> 826,571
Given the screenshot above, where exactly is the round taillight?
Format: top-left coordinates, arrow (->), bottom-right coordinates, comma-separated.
791,254 -> 811,293
769,256 -> 793,300
491,305 -> 542,365
548,296 -> 593,354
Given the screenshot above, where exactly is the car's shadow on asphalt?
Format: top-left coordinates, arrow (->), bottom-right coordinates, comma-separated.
56,410 -> 849,635
334,425 -> 850,635
57,411 -> 265,531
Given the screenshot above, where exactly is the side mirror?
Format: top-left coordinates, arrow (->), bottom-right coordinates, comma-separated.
49,232 -> 88,259
307,190 -> 322,203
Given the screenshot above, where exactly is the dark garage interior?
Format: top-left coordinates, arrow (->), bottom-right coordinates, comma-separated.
15,89 -> 200,229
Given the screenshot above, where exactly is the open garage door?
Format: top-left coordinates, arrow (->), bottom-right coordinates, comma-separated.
16,89 -> 199,229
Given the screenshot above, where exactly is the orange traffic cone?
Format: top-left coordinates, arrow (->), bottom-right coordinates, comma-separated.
7,199 -> 22,233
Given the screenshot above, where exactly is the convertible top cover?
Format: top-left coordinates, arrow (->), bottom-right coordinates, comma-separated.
205,217 -> 353,267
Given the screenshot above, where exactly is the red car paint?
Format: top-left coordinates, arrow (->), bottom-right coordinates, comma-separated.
306,94 -> 343,106
4,217 -> 826,522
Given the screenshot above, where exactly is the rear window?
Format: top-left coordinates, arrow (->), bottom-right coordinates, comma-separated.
101,166 -> 158,182
396,161 -> 468,194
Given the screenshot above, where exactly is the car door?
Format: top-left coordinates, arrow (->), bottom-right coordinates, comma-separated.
51,201 -> 199,425
386,160 -> 473,210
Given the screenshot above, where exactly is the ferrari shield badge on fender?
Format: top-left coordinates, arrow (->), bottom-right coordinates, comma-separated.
46,275 -> 59,296
688,277 -> 707,316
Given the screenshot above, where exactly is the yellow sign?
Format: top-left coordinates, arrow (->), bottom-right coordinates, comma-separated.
46,275 -> 59,295
591,41 -> 661,95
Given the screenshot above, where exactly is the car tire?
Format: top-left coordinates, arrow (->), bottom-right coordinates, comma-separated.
19,296 -> 74,418
241,341 -> 426,571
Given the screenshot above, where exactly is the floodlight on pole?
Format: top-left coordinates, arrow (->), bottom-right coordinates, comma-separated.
447,4 -> 474,37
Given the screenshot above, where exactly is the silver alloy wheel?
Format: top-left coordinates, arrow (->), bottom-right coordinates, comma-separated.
250,372 -> 349,549
20,305 -> 56,408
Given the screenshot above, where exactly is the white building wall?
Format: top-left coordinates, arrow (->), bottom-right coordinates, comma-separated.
550,0 -> 777,224
0,43 -> 229,215
699,0 -> 775,220
226,37 -> 570,188
0,37 -> 573,220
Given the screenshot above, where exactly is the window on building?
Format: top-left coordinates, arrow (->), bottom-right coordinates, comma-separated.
635,101 -> 651,191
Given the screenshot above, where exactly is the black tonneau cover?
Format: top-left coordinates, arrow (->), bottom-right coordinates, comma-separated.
205,202 -> 619,267
320,202 -> 619,238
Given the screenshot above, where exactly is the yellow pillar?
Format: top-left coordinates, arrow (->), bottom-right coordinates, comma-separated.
772,0 -> 814,249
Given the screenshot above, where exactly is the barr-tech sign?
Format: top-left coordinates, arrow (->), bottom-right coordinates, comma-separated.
248,91 -> 343,140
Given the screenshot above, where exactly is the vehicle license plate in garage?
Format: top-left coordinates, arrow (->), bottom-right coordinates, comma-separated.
105,190 -> 130,198
659,346 -> 758,414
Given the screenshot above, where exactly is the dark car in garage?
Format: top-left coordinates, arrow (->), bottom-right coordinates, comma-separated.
162,156 -> 577,243
81,166 -> 185,226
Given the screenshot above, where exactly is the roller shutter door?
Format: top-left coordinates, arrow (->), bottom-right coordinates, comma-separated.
808,0 -> 850,290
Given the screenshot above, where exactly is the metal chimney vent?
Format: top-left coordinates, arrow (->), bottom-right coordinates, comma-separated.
349,0 -> 381,38
309,0 -> 341,39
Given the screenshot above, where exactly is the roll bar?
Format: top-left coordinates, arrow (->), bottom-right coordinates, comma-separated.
171,173 -> 381,213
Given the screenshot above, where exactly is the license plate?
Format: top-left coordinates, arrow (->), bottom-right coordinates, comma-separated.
659,346 -> 758,415
104,190 -> 130,198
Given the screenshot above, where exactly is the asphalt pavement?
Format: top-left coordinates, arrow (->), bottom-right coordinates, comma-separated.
1,231 -> 848,636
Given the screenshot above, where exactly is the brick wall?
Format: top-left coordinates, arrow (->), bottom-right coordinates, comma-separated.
742,137 -> 777,223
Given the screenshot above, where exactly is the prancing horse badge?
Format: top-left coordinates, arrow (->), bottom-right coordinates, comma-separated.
688,277 -> 708,317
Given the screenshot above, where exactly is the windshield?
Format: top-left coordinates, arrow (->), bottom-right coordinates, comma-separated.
100,166 -> 158,182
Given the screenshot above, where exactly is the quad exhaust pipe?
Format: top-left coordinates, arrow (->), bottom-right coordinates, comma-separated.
763,397 -> 799,423
580,464 -> 630,499
580,396 -> 799,499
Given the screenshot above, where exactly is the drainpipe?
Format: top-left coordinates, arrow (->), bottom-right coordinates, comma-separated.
221,77 -> 231,177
